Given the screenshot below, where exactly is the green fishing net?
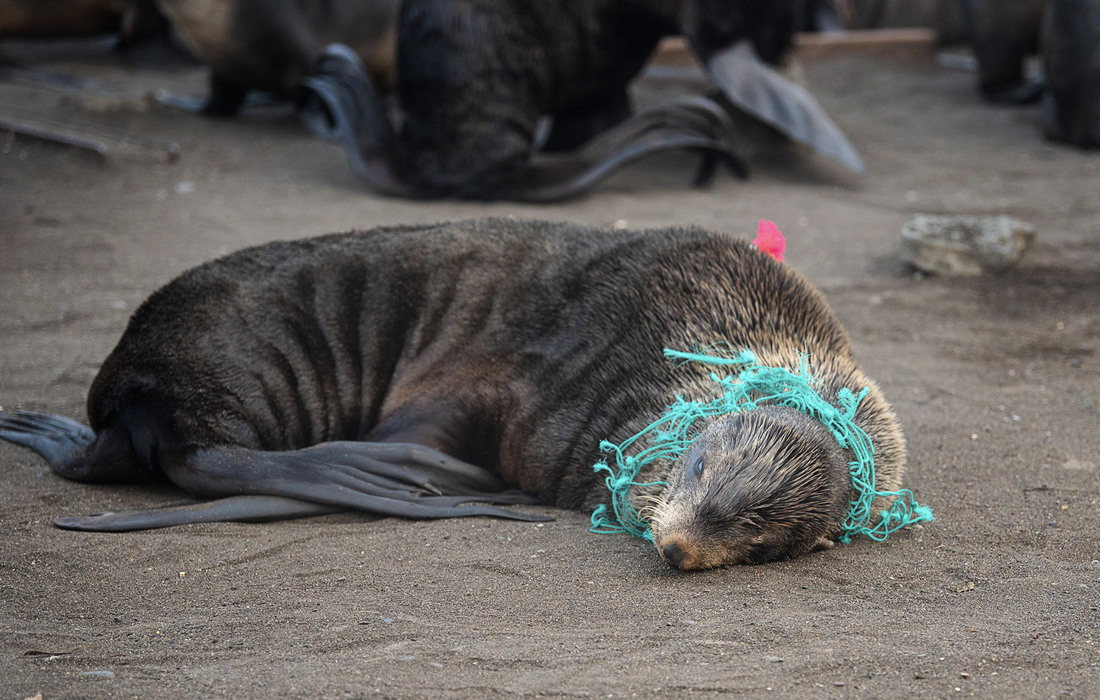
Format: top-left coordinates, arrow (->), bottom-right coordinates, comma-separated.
590,348 -> 933,544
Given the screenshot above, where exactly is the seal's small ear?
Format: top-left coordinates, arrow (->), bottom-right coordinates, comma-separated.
695,40 -> 865,174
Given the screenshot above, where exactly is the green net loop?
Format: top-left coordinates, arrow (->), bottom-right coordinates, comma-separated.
589,348 -> 934,544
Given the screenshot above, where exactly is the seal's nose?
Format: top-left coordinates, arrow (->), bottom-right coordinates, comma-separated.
659,541 -> 687,569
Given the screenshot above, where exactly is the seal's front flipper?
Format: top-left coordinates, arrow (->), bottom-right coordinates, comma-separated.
54,496 -> 345,532
702,40 -> 864,173
160,441 -> 551,525
0,410 -> 94,470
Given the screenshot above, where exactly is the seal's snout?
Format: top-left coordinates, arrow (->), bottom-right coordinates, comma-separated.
659,541 -> 687,569
655,535 -> 706,570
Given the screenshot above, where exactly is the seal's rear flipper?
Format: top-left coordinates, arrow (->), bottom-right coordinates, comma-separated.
497,96 -> 748,202
0,410 -> 94,470
54,495 -> 346,532
0,409 -> 139,482
702,40 -> 864,174
504,129 -> 744,203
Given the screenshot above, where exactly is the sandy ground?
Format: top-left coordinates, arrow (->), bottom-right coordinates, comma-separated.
1,39 -> 1098,700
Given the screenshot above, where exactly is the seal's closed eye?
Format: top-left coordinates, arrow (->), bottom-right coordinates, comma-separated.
690,454 -> 705,480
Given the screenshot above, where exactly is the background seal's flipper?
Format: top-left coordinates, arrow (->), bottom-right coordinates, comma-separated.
703,40 -> 864,173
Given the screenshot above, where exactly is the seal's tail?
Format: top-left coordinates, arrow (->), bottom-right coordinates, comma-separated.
0,410 -> 138,482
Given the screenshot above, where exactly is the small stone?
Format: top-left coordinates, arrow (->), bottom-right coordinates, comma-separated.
81,670 -> 116,679
763,655 -> 784,663
901,215 -> 1036,275
1063,459 -> 1095,471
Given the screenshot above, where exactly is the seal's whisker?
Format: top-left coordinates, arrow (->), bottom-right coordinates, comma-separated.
640,495 -> 671,524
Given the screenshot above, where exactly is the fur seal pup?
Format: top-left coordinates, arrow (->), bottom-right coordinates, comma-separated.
961,0 -> 1099,147
0,219 -> 908,569
152,0 -> 398,115
297,0 -> 864,202
0,0 -> 165,47
1041,0 -> 1100,147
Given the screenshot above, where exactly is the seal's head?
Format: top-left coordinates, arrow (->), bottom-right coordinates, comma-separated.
648,405 -> 851,570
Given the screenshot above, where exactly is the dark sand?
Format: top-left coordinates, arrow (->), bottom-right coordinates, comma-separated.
1,41 -> 1098,699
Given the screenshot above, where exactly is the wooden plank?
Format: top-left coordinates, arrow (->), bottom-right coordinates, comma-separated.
653,28 -> 938,67
794,28 -> 937,61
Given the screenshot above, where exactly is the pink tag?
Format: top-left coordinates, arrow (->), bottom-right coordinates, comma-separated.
753,219 -> 786,262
